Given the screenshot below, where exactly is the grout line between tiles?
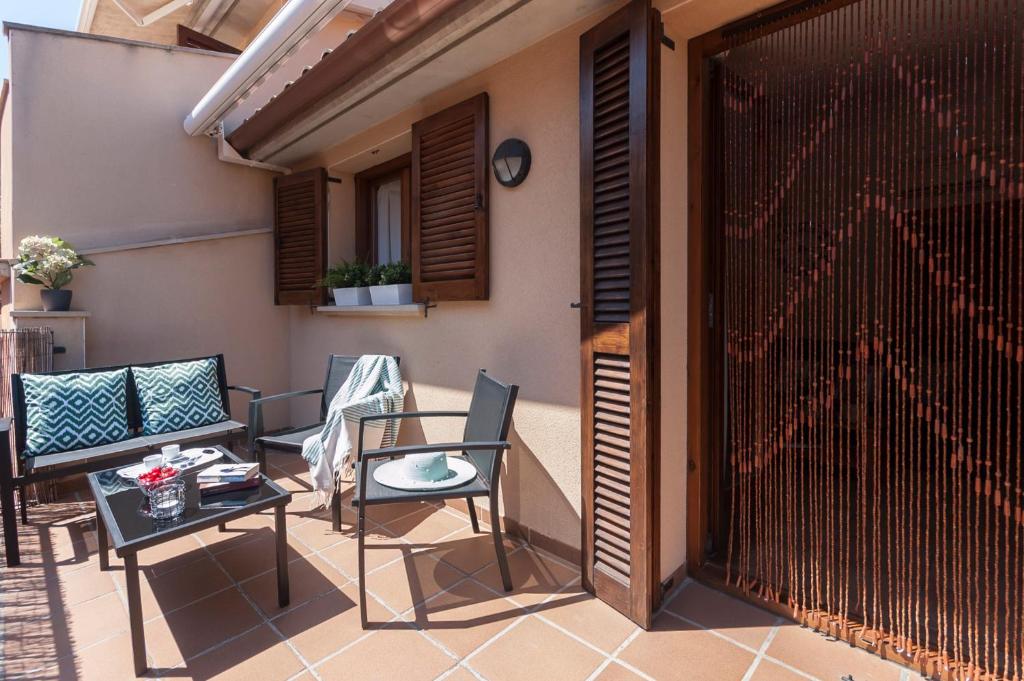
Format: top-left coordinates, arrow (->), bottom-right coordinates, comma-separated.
740,621 -> 783,681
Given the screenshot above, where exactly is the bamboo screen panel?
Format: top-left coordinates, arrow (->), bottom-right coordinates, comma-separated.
716,1 -> 1024,678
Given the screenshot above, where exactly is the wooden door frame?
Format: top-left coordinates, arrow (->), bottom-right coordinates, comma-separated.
684,0 -> 864,577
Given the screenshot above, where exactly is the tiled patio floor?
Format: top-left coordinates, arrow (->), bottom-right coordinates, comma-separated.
1,451 -> 910,681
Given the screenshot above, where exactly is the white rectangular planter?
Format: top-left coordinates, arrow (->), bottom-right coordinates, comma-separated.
333,287 -> 371,306
369,283 -> 413,306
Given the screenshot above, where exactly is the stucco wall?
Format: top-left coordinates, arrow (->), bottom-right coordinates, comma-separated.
1,26 -> 291,416
4,27 -> 271,252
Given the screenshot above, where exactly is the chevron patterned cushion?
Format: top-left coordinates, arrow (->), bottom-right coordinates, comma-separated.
133,358 -> 229,435
22,369 -> 132,457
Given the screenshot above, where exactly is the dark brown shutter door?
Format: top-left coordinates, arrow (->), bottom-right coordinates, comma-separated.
580,0 -> 660,628
411,93 -> 489,302
274,167 -> 328,306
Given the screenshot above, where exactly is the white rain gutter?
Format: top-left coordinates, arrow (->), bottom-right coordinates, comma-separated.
110,0 -> 194,27
183,0 -> 354,138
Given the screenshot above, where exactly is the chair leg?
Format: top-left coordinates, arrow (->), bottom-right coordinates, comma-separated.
19,485 -> 27,525
256,441 -> 267,476
489,493 -> 512,592
466,498 -> 480,533
331,489 -> 342,532
357,503 -> 368,628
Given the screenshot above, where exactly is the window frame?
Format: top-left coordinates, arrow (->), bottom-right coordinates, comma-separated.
354,153 -> 412,265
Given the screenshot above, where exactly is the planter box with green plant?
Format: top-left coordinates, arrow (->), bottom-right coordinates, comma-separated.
368,261 -> 413,306
13,236 -> 94,312
320,261 -> 372,306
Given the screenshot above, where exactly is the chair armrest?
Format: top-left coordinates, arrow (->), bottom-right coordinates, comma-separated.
356,412 -> 469,460
247,388 -> 323,447
250,388 -> 324,406
361,441 -> 510,461
228,385 -> 262,398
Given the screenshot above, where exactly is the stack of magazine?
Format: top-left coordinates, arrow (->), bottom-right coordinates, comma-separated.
198,463 -> 260,507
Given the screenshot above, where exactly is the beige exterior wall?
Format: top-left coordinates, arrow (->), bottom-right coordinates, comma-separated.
0,26 -> 291,416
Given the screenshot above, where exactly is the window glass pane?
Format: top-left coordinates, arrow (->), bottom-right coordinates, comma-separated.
375,179 -> 403,264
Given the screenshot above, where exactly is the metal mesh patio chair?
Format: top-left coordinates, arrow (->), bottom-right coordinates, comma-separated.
353,369 -> 519,627
249,354 -> 400,531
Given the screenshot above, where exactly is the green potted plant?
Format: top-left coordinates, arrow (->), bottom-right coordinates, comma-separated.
13,235 -> 94,312
368,261 -> 413,305
320,260 -> 371,306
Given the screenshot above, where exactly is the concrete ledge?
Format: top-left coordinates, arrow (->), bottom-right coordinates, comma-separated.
9,310 -> 91,318
315,304 -> 425,318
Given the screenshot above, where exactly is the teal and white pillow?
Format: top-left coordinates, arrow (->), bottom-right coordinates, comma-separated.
132,358 -> 228,435
22,369 -> 132,457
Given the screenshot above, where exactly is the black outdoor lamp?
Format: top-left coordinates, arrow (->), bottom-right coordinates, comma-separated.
491,138 -> 531,187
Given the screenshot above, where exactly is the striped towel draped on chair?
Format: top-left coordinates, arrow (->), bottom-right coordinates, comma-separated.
302,355 -> 404,506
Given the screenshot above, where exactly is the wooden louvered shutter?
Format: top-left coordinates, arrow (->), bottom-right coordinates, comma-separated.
273,167 -> 327,306
411,93 -> 489,302
580,0 -> 661,628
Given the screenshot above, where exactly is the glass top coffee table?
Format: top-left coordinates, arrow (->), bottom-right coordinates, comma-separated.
87,445 -> 291,676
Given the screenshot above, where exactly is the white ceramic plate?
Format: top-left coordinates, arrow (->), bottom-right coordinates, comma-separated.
372,456 -> 479,491
117,447 -> 224,480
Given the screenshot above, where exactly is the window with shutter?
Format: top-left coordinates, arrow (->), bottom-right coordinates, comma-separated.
273,167 -> 328,306
580,0 -> 661,629
411,93 -> 489,302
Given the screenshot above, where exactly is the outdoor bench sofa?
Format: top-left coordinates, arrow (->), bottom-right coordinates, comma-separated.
0,354 -> 260,566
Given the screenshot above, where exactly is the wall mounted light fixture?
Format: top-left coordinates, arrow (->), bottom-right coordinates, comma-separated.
491,138 -> 531,187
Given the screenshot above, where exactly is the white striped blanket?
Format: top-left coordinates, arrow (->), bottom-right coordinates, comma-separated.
302,355 -> 404,506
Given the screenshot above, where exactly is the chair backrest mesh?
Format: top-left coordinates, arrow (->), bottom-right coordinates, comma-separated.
462,371 -> 518,480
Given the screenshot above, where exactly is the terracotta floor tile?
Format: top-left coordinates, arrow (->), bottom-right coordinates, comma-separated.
144,588 -> 263,667
424,527 -> 520,575
593,661 -> 648,680
272,584 -> 394,664
66,590 -> 130,649
315,625 -> 455,681
50,630 -> 152,680
174,624 -> 305,681
748,658 -> 811,681
766,624 -> 903,681
240,553 -> 345,617
468,617 -> 604,681
214,530 -> 308,583
287,513 -> 354,552
665,580 -> 779,649
319,529 -> 411,579
113,554 -> 232,620
537,588 -> 637,653
364,552 -> 464,616
52,558 -> 119,606
120,534 -> 208,577
362,500 -> 440,525
617,613 -> 755,681
384,507 -> 472,543
196,511 -> 277,549
415,578 -> 526,657
267,467 -> 314,493
474,547 -> 579,608
438,666 -> 480,681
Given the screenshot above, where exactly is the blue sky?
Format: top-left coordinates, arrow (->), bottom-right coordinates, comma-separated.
0,0 -> 81,80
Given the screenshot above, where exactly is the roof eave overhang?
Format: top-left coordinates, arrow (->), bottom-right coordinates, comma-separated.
226,0 -> 501,159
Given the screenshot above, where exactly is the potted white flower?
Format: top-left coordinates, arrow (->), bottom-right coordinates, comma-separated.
368,261 -> 413,305
13,235 -> 94,312
320,260 -> 371,306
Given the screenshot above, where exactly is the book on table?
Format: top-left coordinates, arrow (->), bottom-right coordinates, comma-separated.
198,478 -> 260,497
196,462 -> 259,485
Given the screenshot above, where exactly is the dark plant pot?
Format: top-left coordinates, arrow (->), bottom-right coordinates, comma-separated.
40,289 -> 72,312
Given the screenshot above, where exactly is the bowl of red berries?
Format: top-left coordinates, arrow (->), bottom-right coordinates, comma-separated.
137,465 -> 181,497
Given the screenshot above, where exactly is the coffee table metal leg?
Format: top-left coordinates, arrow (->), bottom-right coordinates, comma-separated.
275,504 -> 289,607
95,507 -> 108,571
124,553 -> 147,675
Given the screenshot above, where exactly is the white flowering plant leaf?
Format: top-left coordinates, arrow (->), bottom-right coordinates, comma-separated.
12,235 -> 94,290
